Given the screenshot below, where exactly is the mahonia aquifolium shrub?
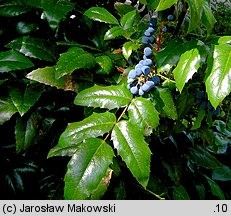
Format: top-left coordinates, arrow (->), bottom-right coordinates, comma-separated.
127,13 -> 175,96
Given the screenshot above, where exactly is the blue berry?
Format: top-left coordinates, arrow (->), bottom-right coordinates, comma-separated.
162,26 -> 168,33
127,78 -> 135,83
150,17 -> 157,27
128,69 -> 136,79
143,55 -> 147,60
139,60 -> 145,65
141,66 -> 150,76
146,80 -> 155,87
127,83 -> 133,90
135,64 -> 143,70
139,88 -> 145,96
147,27 -> 156,34
148,36 -> 155,43
135,68 -> 143,76
141,83 -> 151,92
150,76 -> 160,85
144,30 -> 152,37
143,59 -> 152,67
144,47 -> 152,57
167,14 -> 175,21
142,36 -> 150,45
130,86 -> 138,95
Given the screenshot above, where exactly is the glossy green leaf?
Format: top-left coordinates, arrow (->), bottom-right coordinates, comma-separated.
15,116 -> 35,153
0,97 -> 17,125
16,21 -> 38,35
140,0 -> 147,4
48,112 -> 116,157
174,42 -> 207,92
201,0 -> 216,36
147,0 -> 160,11
26,66 -> 66,90
0,0 -> 32,17
84,7 -> 119,25
155,39 -> 187,72
173,185 -> 190,200
114,2 -> 135,17
111,120 -> 151,188
212,166 -> 231,181
74,84 -> 132,110
185,0 -> 202,33
41,0 -> 74,30
188,147 -> 222,169
6,36 -> 56,62
9,84 -> 43,116
64,138 -> 114,200
205,44 -> 231,108
191,108 -> 206,130
128,97 -> 159,136
104,26 -> 124,40
0,50 -> 34,73
56,47 -> 95,78
156,0 -> 178,11
204,175 -> 225,199
96,55 -> 113,75
122,41 -> 139,60
152,88 -> 178,120
213,120 -> 231,137
121,10 -> 137,30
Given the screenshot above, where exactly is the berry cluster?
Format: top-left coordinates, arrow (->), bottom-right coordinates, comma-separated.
127,15 -> 160,96
196,91 -> 220,116
161,14 -> 175,33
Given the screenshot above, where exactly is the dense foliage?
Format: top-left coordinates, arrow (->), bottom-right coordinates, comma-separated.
0,0 -> 230,200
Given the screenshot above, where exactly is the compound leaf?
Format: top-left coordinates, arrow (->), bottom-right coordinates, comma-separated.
205,44 -> 231,108
64,138 -> 114,199
0,97 -> 17,125
111,120 -> 151,188
128,97 -> 159,136
174,41 -> 207,92
41,0 -> 74,30
6,36 -> 57,62
84,7 -> 119,25
0,50 -> 34,73
74,84 -> 132,110
56,47 -> 95,78
48,112 -> 116,157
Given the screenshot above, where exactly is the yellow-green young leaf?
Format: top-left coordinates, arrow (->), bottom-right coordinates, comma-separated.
205,44 -> 231,108
96,55 -> 113,75
55,47 -> 95,78
6,36 -> 57,62
156,0 -> 178,11
0,50 -> 34,73
48,112 -> 116,157
174,41 -> 207,92
128,97 -> 159,136
121,10 -> 137,30
26,66 -> 65,90
122,41 -> 139,60
0,0 -> 32,17
104,26 -> 124,40
204,175 -> 225,200
84,7 -> 119,25
74,84 -> 132,110
201,0 -> 216,36
9,84 -> 44,116
111,121 -> 151,188
185,0 -> 202,33
0,97 -> 17,125
41,0 -> 74,30
173,185 -> 190,200
64,138 -> 114,200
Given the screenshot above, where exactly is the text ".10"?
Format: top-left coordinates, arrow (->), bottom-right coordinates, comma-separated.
215,204 -> 228,213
